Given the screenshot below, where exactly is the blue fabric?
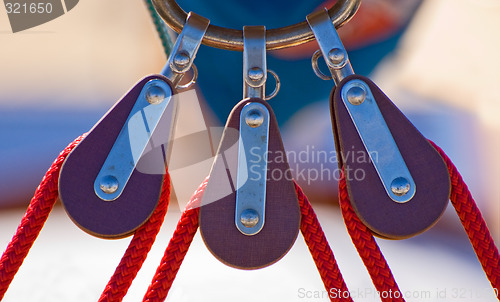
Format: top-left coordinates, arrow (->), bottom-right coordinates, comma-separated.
178,0 -> 318,29
178,0 -> 404,124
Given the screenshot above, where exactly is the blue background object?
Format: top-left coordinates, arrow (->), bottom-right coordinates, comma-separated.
178,0 -> 405,124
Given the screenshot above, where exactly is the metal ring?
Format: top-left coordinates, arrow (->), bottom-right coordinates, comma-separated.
152,0 -> 361,51
311,50 -> 333,81
265,70 -> 280,101
176,64 -> 198,90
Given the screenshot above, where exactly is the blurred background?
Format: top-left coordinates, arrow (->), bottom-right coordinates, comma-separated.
0,0 -> 499,301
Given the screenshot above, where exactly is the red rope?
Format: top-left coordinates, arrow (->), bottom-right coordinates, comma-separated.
429,141 -> 500,292
294,181 -> 353,302
0,135 -> 85,300
0,135 -> 171,302
142,180 -> 353,302
338,141 -> 500,301
98,174 -> 171,302
339,173 -> 405,302
1,135 -> 497,302
142,178 -> 207,302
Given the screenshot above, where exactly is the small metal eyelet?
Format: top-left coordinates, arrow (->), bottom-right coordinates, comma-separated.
264,69 -> 280,101
175,64 -> 198,90
312,49 -> 333,81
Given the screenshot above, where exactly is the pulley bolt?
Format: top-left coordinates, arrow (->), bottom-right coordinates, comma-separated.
346,86 -> 366,105
240,209 -> 259,228
328,48 -> 345,66
248,67 -> 264,82
245,109 -> 264,128
146,85 -> 166,105
173,51 -> 191,69
100,175 -> 119,195
391,177 -> 411,196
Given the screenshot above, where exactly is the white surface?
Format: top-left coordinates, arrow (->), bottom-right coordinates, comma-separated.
0,204 -> 496,302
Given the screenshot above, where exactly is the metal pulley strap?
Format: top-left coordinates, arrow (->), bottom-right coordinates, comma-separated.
243,26 -> 280,100
235,27 -> 270,236
307,8 -> 354,84
151,0 -> 361,51
307,9 -> 416,204
161,12 -> 209,86
235,102 -> 270,235
94,12 -> 208,202
243,26 -> 266,99
93,79 -> 173,202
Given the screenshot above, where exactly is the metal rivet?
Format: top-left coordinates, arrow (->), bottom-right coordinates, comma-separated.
328,48 -> 345,66
240,209 -> 259,228
346,86 -> 366,105
173,51 -> 191,68
391,177 -> 411,196
245,109 -> 264,128
100,175 -> 119,195
248,67 -> 264,82
146,85 -> 166,105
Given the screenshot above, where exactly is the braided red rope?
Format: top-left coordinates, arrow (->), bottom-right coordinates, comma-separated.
339,173 -> 405,302
338,141 -> 500,301
0,135 -> 171,302
1,135 -> 497,302
0,135 -> 85,300
142,178 -> 207,302
98,174 -> 171,302
142,180 -> 353,302
294,181 -> 353,302
429,141 -> 500,291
